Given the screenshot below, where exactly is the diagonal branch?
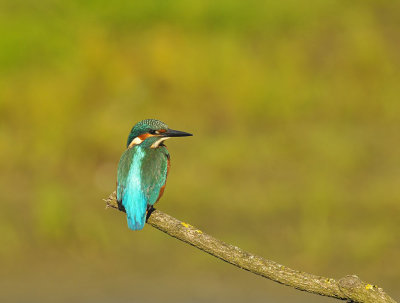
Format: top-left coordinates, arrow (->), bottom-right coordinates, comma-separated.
104,191 -> 397,303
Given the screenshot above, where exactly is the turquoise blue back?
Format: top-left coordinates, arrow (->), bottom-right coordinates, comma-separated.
117,145 -> 169,230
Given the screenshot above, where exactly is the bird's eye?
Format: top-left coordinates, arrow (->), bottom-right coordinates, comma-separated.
149,130 -> 160,135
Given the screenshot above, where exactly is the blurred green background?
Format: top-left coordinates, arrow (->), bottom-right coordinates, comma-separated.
1,1 -> 399,302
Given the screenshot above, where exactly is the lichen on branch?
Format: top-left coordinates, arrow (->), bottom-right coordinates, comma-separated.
104,191 -> 397,303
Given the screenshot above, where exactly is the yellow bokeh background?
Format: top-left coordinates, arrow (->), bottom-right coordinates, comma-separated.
1,1 -> 399,302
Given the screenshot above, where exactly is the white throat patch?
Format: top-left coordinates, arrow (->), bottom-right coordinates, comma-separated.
151,137 -> 170,148
128,137 -> 144,148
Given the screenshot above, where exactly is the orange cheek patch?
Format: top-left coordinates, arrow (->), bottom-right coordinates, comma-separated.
138,133 -> 153,140
128,132 -> 156,148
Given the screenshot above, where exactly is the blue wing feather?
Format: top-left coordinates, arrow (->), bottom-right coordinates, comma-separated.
117,146 -> 168,230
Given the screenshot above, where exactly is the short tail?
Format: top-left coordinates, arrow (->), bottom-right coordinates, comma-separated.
126,213 -> 146,230
121,193 -> 147,231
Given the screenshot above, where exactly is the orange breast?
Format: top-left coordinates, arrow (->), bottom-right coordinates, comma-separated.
155,157 -> 170,203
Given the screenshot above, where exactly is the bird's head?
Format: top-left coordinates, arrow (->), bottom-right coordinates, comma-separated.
126,119 -> 192,149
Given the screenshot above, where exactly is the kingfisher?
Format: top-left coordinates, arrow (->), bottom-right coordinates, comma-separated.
117,119 -> 192,230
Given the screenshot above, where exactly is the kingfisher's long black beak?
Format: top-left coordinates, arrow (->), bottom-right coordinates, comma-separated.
163,128 -> 193,137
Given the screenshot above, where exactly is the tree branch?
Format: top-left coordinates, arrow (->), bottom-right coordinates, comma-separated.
104,191 -> 397,303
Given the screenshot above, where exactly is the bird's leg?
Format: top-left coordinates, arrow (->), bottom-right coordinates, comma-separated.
146,205 -> 155,221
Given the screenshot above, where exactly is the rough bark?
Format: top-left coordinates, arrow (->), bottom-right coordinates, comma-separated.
104,191 -> 397,303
